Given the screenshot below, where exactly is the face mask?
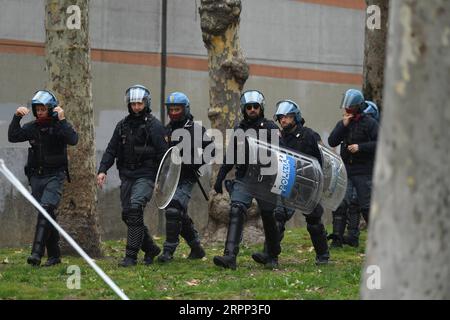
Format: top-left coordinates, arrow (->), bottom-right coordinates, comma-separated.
169,110 -> 184,122
36,116 -> 53,126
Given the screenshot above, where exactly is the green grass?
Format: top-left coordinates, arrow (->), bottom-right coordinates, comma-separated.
0,226 -> 366,300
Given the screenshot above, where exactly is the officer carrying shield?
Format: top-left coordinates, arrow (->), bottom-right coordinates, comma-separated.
97,85 -> 168,267
213,90 -> 281,270
157,92 -> 214,263
8,90 -> 78,267
327,89 -> 378,248
252,100 -> 330,265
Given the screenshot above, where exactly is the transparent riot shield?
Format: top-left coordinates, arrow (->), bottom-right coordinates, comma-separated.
154,146 -> 182,209
234,137 -> 324,214
318,144 -> 348,211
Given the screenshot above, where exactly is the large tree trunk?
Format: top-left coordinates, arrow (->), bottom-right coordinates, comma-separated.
362,0 -> 389,111
361,0 -> 450,299
199,0 -> 264,243
45,0 -> 102,256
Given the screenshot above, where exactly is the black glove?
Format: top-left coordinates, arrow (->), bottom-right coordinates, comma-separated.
214,178 -> 223,194
214,169 -> 227,194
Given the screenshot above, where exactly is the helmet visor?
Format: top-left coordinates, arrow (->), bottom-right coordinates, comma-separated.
127,87 -> 148,103
274,101 -> 299,121
340,91 -> 362,109
241,91 -> 264,106
31,91 -> 54,106
275,101 -> 297,116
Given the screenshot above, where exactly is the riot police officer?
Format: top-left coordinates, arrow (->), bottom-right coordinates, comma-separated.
157,92 -> 213,263
334,100 -> 380,248
252,100 -> 330,265
327,89 -> 378,248
213,90 -> 281,270
97,85 -> 168,267
8,90 -> 78,267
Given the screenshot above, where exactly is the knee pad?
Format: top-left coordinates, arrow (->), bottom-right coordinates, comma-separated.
122,208 -> 144,227
305,216 -> 321,226
181,214 -> 194,226
165,207 -> 183,221
260,209 -> 275,219
167,199 -> 184,212
313,204 -> 324,216
348,202 -> 360,215
307,221 -> 324,235
274,207 -> 287,223
333,203 -> 348,217
230,203 -> 247,220
41,204 -> 56,218
36,214 -> 50,228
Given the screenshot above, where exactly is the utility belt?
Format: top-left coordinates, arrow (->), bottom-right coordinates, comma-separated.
342,152 -> 372,166
120,159 -> 156,171
25,165 -> 68,179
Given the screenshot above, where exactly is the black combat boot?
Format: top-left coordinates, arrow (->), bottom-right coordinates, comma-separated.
307,222 -> 330,265
158,249 -> 175,263
27,207 -> 53,266
118,255 -> 137,267
343,203 -> 361,247
260,210 -> 281,270
252,218 -> 285,265
328,205 -> 347,248
43,209 -> 61,267
27,253 -> 42,267
142,227 -> 161,265
43,257 -> 61,267
264,256 -> 279,270
213,205 -> 246,270
187,241 -> 206,260
251,243 -> 269,265
143,247 -> 161,265
213,255 -> 237,270
120,208 -> 145,267
180,215 -> 205,260
158,207 -> 182,263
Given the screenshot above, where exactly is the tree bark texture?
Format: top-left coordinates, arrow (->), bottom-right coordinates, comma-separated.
199,0 -> 265,243
361,0 -> 450,299
362,0 -> 389,111
45,0 -> 102,256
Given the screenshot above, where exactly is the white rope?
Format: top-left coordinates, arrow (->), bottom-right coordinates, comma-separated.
0,159 -> 129,300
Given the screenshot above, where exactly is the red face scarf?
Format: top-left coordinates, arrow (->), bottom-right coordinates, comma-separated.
168,109 -> 184,122
36,116 -> 53,126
